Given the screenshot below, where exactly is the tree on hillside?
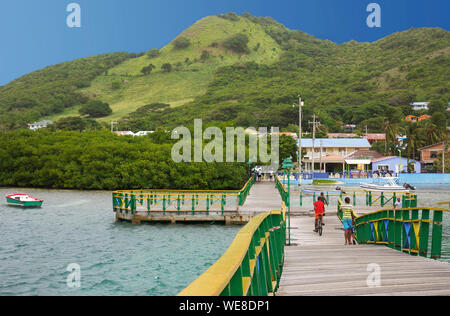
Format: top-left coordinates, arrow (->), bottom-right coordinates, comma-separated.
53,116 -> 101,131
428,99 -> 447,115
173,37 -> 191,49
146,48 -> 161,59
79,100 -> 113,118
161,63 -> 173,73
141,64 -> 156,75
200,50 -> 210,62
223,33 -> 250,54
218,12 -> 240,21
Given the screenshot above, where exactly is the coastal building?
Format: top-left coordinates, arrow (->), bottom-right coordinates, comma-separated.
27,120 -> 53,131
371,156 -> 421,174
114,131 -> 135,136
419,142 -> 449,167
328,133 -> 385,145
299,138 -> 371,172
417,114 -> 431,122
405,115 -> 417,122
244,128 -> 298,139
135,131 -> 154,137
411,102 -> 430,111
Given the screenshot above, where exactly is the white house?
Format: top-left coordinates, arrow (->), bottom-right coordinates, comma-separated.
410,102 -> 430,111
27,120 -> 53,131
134,131 -> 154,137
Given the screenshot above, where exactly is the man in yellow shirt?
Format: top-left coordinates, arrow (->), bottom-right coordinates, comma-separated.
341,197 -> 358,245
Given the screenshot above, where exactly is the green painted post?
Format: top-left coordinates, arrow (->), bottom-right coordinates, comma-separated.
394,210 -> 402,251
131,194 -> 136,215
124,194 -> 129,214
192,195 -> 195,214
177,195 -> 181,215
206,195 -> 210,215
381,192 -> 384,207
393,193 -> 396,207
147,195 -> 151,215
163,195 -> 166,215
229,266 -> 244,296
221,195 -> 226,215
419,209 -> 430,258
388,210 -> 395,248
353,192 -> 356,206
112,193 -> 116,212
431,210 -> 443,260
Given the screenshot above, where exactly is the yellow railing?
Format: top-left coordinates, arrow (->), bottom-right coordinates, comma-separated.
349,206 -> 449,259
113,177 -> 255,214
178,206 -> 286,296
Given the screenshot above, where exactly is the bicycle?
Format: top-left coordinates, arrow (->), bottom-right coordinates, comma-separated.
316,214 -> 323,236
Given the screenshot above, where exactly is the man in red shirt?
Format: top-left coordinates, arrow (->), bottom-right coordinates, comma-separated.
314,197 -> 325,232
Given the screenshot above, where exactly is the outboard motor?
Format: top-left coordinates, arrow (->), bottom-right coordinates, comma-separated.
404,183 -> 416,191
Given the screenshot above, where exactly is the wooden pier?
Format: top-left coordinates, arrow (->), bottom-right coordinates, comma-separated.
178,182 -> 450,296
277,215 -> 450,296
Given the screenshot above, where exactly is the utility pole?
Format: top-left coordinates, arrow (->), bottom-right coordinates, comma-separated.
443,143 -> 449,174
320,140 -> 322,172
309,114 -> 321,173
298,95 -> 304,173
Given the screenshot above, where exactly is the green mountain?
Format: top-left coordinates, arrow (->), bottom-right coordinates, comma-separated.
1,13 -> 449,132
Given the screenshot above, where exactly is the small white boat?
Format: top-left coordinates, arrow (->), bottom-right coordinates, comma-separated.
6,194 -> 44,207
360,178 -> 413,192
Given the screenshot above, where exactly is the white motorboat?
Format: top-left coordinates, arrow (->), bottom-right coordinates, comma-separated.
360,178 -> 414,192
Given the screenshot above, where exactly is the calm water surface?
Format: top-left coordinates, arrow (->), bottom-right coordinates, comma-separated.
0,189 -> 240,296
1,185 -> 449,296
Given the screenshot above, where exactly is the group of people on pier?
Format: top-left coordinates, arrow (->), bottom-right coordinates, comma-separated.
314,193 -> 358,245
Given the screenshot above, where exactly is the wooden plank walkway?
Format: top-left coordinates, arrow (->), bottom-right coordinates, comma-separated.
277,215 -> 450,296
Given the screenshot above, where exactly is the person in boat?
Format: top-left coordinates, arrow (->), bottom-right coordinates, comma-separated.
394,197 -> 402,209
313,197 -> 325,233
341,197 -> 358,246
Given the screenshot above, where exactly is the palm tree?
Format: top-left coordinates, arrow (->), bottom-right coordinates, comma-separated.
383,119 -> 402,155
405,123 -> 419,161
424,120 -> 443,145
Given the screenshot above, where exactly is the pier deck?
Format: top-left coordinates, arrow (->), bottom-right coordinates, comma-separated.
277,215 -> 450,296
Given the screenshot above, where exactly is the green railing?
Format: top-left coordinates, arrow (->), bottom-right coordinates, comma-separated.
112,177 -> 255,215
178,209 -> 286,296
337,200 -> 449,260
276,175 -> 417,208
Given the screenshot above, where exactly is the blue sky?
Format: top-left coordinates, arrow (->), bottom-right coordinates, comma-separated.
0,0 -> 449,86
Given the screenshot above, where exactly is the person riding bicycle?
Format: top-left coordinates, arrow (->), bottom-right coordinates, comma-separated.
314,197 -> 325,233
341,197 -> 357,245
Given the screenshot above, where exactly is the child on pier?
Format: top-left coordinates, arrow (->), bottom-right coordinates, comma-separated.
341,197 -> 358,245
313,197 -> 325,232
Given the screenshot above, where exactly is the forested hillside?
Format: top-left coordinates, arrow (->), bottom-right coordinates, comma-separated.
0,53 -> 130,130
118,25 -> 450,133
1,13 -> 449,134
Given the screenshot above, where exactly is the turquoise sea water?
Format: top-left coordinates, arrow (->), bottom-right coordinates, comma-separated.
0,189 -> 240,296
0,186 -> 449,296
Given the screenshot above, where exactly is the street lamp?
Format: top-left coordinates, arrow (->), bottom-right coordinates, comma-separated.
282,157 -> 294,246
398,149 -> 402,174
